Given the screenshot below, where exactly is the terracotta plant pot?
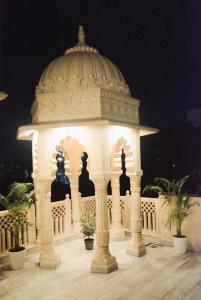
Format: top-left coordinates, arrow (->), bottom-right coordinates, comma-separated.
173,236 -> 187,254
9,247 -> 26,270
84,238 -> 94,250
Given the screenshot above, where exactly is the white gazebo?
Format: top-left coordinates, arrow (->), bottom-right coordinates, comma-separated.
17,26 -> 157,273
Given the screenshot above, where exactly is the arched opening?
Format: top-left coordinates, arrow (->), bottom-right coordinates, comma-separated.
107,148 -> 130,195
79,152 -> 95,197
51,148 -> 71,201
119,149 -> 130,195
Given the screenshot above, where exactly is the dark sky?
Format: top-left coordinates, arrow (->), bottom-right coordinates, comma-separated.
0,0 -> 200,164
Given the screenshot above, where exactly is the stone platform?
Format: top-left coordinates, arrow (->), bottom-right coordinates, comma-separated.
1,239 -> 201,300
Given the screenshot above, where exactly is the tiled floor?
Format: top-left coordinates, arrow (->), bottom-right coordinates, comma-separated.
1,239 -> 201,300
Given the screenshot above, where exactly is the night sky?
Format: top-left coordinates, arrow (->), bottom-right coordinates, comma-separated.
0,0 -> 200,165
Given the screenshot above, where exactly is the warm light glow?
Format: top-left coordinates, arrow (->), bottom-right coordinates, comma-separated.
50,126 -> 92,151
0,92 -> 8,101
18,129 -> 35,140
107,125 -> 134,147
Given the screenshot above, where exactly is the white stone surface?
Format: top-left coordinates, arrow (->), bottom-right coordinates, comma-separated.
16,26 -> 158,273
1,239 -> 201,300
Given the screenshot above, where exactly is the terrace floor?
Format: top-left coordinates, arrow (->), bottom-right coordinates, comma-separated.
1,238 -> 201,300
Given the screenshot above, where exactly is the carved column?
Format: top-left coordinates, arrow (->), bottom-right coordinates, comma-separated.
110,175 -> 125,240
38,178 -> 61,269
91,176 -> 118,273
69,174 -> 80,234
32,177 -> 41,243
127,171 -> 146,256
61,137 -> 84,235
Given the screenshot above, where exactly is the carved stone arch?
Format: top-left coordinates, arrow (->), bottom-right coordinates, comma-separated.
60,136 -> 84,175
108,137 -> 133,196
51,144 -> 71,202
111,137 -> 134,174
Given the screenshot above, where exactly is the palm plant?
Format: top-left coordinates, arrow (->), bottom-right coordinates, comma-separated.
143,176 -> 199,237
0,182 -> 35,251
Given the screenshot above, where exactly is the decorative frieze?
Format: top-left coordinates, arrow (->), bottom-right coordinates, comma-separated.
32,87 -> 139,125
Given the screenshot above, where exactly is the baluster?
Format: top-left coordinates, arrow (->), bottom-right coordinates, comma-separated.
0,229 -> 2,252
57,215 -> 61,234
62,216 -> 65,234
65,195 -> 72,234
52,218 -> 55,235
148,212 -> 152,230
143,212 -> 147,230
152,212 -> 156,231
2,230 -> 5,251
6,230 -> 11,249
55,216 -> 58,236
141,212 -> 144,228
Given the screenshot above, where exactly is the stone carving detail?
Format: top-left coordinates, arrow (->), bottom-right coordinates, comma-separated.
107,198 -> 112,210
0,214 -> 27,231
32,87 -> 139,125
61,137 -> 84,175
111,137 -> 134,173
0,212 -> 29,252
52,205 -> 66,219
37,74 -> 130,96
141,200 -> 156,214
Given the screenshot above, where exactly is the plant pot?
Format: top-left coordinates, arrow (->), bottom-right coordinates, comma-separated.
173,235 -> 187,254
9,247 -> 26,270
84,238 -> 94,250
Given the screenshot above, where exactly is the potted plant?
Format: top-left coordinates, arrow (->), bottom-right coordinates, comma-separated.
80,214 -> 96,250
0,182 -> 35,269
143,176 -> 199,253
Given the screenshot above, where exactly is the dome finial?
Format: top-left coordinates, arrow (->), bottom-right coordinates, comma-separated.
77,25 -> 86,46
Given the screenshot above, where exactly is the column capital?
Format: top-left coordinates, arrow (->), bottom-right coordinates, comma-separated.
68,173 -> 79,188
91,175 -> 110,189
129,170 -> 143,178
111,175 -> 120,187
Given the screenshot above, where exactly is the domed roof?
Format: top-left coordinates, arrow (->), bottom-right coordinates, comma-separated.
37,26 -> 130,96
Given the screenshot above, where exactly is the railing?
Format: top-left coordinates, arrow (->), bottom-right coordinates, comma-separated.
1,194 -> 201,253
80,196 -> 96,220
79,193 -> 131,230
0,206 -> 36,253
51,195 -> 72,236
107,192 -> 131,229
0,194 -> 158,253
141,197 -> 157,235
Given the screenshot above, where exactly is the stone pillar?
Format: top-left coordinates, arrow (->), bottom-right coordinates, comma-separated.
110,175 -> 125,240
127,171 -> 146,256
38,178 -> 61,269
91,176 -> 118,273
69,174 -> 80,234
32,177 -> 41,243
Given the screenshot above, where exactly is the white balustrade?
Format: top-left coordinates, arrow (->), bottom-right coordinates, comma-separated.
51,195 -> 72,236
0,209 -> 33,253
141,197 -> 157,235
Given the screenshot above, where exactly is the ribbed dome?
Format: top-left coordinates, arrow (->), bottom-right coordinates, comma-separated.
37,27 -> 130,96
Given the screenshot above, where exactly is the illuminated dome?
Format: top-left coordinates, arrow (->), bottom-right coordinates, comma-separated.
37,26 -> 130,96
32,26 -> 139,125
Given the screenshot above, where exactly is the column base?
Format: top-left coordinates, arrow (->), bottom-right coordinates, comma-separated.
91,261 -> 118,274
110,228 -> 126,241
39,245 -> 61,269
91,246 -> 118,274
127,240 -> 146,257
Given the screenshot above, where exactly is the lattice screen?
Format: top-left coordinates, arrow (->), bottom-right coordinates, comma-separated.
52,205 -> 66,219
0,213 -> 29,252
141,201 -> 156,214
